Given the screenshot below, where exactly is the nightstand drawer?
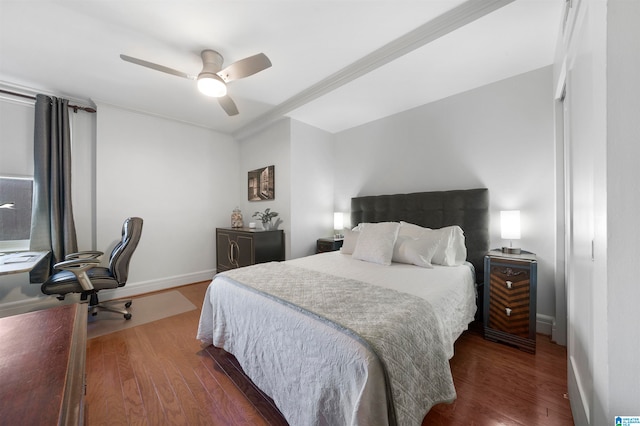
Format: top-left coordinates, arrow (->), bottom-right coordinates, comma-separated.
483,251 -> 537,353
490,264 -> 530,288
488,264 -> 531,337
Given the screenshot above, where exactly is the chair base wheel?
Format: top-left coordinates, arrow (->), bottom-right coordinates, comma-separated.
87,298 -> 133,320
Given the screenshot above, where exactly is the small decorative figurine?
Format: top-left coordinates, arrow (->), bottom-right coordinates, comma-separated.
231,207 -> 244,228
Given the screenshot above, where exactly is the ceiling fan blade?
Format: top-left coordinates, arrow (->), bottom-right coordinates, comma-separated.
218,96 -> 239,116
120,54 -> 196,80
218,53 -> 272,83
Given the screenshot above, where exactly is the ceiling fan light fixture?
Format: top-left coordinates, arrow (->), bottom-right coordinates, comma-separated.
120,48 -> 271,115
197,73 -> 227,97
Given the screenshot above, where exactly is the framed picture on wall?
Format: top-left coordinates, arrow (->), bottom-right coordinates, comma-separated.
248,165 -> 275,201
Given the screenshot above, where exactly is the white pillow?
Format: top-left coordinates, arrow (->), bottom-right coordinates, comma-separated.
392,235 -> 440,268
399,222 -> 467,266
433,226 -> 466,266
398,221 -> 427,238
352,222 -> 400,266
340,228 -> 360,255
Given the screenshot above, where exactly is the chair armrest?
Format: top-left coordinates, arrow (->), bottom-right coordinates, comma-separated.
55,258 -> 100,270
65,250 -> 104,260
53,258 -> 101,292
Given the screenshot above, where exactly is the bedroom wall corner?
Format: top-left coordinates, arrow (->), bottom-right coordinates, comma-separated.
238,118 -> 292,259
237,118 -> 335,260
333,66 -> 558,325
95,102 -> 238,296
290,119 -> 335,258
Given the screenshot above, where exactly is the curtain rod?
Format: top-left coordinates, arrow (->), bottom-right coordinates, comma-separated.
0,89 -> 96,113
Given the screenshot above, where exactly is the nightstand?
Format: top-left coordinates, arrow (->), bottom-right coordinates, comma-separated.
483,250 -> 537,353
316,237 -> 343,253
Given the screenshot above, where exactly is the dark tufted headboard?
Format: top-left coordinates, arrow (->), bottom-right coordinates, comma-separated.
351,188 -> 489,282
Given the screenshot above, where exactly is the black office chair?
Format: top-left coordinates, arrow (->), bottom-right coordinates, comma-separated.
41,217 -> 143,320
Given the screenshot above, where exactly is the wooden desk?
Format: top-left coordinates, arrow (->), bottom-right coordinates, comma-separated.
0,251 -> 49,275
0,303 -> 87,425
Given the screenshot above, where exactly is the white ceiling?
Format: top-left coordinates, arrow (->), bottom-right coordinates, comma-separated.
0,0 -> 563,137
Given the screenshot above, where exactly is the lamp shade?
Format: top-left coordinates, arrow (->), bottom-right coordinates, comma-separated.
197,73 -> 227,97
501,210 -> 521,240
333,212 -> 344,230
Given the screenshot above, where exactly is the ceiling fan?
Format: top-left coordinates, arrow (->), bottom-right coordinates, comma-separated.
120,49 -> 272,116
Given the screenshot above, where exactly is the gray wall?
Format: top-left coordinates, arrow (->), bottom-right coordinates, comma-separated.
237,117 -> 335,260
0,99 -> 240,316
332,66 -> 557,326
94,103 -> 239,297
1,67 -> 557,331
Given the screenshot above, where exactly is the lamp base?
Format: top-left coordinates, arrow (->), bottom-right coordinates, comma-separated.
502,246 -> 521,255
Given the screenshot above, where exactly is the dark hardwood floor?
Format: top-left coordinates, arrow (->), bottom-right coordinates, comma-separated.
85,281 -> 573,425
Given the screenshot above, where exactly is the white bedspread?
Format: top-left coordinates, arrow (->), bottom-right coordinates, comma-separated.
287,252 -> 476,358
197,252 -> 476,426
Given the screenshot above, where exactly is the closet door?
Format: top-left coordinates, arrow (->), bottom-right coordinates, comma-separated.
562,1 -> 605,423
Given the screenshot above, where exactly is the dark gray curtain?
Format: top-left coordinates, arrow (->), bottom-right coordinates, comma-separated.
30,94 -> 78,283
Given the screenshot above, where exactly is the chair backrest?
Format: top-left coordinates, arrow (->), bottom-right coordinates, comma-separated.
108,217 -> 143,285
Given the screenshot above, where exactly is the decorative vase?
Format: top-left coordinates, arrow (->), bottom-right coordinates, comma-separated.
231,207 -> 244,228
262,218 -> 281,231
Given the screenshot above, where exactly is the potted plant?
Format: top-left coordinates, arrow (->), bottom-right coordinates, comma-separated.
253,208 -> 281,230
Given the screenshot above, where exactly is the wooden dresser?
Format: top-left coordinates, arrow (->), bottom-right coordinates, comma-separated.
216,227 -> 285,272
0,303 -> 87,425
483,250 -> 537,353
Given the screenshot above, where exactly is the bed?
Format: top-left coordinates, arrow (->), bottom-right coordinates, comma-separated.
197,188 -> 489,426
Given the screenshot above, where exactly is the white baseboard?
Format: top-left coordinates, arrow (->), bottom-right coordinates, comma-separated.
0,295 -> 67,318
536,313 -> 555,336
97,270 -> 216,301
568,355 -> 590,425
0,269 -> 216,318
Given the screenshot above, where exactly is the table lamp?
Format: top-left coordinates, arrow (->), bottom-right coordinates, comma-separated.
501,210 -> 521,254
334,212 -> 344,239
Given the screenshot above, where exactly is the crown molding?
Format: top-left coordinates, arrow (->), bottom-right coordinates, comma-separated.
0,80 -> 95,109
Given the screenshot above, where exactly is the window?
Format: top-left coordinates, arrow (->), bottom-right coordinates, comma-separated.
0,176 -> 33,251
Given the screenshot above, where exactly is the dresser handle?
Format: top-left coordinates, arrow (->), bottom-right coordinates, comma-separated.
505,307 -> 512,317
229,241 -> 239,266
506,280 -> 513,289
500,267 -> 524,277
